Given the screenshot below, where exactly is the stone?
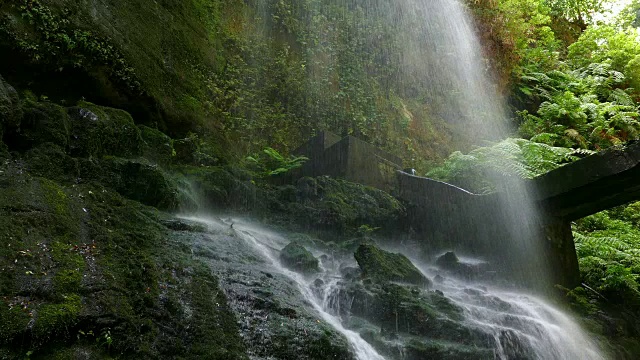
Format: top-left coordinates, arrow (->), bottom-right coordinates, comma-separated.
138,125 -> 174,165
354,244 -> 430,286
0,75 -> 22,130
436,252 -> 460,270
78,157 -> 180,210
279,242 -> 319,274
435,252 -> 492,281
67,102 -> 143,158
18,100 -> 71,149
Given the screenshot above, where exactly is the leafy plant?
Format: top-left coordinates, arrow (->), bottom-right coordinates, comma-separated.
426,138 -> 591,193
245,147 -> 308,178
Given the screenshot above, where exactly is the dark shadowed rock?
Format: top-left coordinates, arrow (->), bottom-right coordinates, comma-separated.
436,252 -> 460,270
436,252 -> 492,281
0,75 -> 22,130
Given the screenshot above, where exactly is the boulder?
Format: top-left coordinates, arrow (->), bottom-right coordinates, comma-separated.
279,242 -> 319,274
139,125 -> 174,165
78,157 -> 180,210
435,252 -> 492,281
354,244 -> 429,286
67,102 -> 143,158
18,100 -> 71,149
0,75 -> 22,131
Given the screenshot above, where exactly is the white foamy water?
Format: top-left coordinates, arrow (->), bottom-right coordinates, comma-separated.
413,260 -> 606,360
183,216 -> 386,360
183,215 -> 606,360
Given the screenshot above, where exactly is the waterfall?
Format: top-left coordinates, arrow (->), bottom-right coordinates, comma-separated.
183,215 -> 606,360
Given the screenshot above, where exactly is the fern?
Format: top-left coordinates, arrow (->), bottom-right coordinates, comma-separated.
426,138 -> 583,193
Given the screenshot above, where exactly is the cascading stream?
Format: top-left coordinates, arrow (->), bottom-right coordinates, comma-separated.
410,261 -> 606,360
184,216 -> 386,360
184,215 -> 606,360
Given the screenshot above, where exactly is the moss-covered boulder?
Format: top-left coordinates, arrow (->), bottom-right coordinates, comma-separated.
79,157 -> 180,210
354,244 -> 430,286
279,242 -> 319,274
24,143 -> 78,182
435,252 -> 492,281
139,125 -> 174,165
177,165 -> 257,210
0,74 -> 22,131
68,102 -> 143,158
17,100 -> 71,150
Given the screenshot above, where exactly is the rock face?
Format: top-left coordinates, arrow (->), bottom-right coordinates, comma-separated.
0,75 -> 22,131
354,244 -> 430,286
280,242 -> 319,274
0,162 -> 247,359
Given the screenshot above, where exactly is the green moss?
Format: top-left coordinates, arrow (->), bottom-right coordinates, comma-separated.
0,299 -> 31,342
32,294 -> 81,339
18,99 -> 70,149
138,125 -> 174,165
354,244 -> 429,285
269,176 -> 405,237
67,101 -> 143,158
40,179 -> 71,217
405,339 -> 495,360
78,157 -> 180,210
24,144 -> 78,182
279,242 -> 319,274
0,74 -> 22,129
183,265 -> 248,359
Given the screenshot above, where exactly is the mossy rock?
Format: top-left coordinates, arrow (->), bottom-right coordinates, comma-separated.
67,101 -> 143,158
0,74 -> 22,130
173,134 -> 222,166
354,244 -> 429,286
16,100 -> 71,150
23,143 -> 78,182
341,282 -> 491,349
0,159 -> 247,358
177,165 -> 257,210
78,157 -> 180,210
139,125 -> 174,165
274,176 -> 405,236
404,339 -> 495,360
280,242 -> 319,274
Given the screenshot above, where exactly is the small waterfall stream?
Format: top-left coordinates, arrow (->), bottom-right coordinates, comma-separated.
184,216 -> 385,360
412,262 -> 605,360
183,215 -> 606,360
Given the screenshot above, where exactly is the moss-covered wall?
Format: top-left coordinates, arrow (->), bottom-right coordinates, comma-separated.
0,0 -> 462,168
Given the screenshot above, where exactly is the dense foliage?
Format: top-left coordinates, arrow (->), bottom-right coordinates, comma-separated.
433,0 -> 640,331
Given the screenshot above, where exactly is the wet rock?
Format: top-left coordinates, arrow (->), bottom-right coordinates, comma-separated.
436,251 -> 460,269
340,266 -> 362,280
279,242 -> 319,274
161,219 -> 205,232
354,244 -> 430,286
436,252 -> 492,281
405,339 -> 495,360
